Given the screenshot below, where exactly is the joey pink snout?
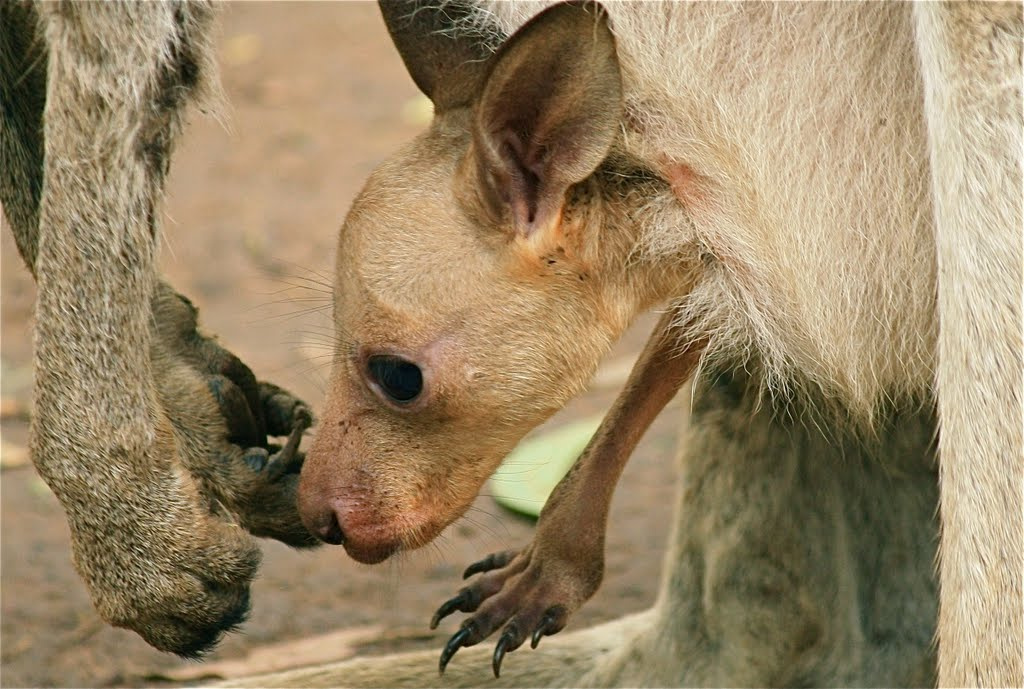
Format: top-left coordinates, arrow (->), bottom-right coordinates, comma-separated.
296,397 -> 403,562
296,484 -> 345,545
297,484 -> 402,564
297,381 -> 474,564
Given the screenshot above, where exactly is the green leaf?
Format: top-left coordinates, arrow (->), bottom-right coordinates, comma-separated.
488,414 -> 603,518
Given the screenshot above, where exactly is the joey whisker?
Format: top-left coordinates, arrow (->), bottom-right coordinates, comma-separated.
490,463 -> 547,476
256,295 -> 332,307
276,359 -> 333,379
478,492 -> 545,508
462,507 -> 513,542
426,538 -> 455,566
258,259 -> 335,289
290,327 -> 345,340
243,309 -> 331,328
289,328 -> 357,349
282,345 -> 335,360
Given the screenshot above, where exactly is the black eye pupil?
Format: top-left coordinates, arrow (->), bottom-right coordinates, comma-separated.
367,355 -> 423,403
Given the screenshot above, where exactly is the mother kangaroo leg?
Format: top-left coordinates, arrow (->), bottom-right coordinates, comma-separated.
913,4 -> 1023,684
588,370 -> 938,687
1,1 -> 316,656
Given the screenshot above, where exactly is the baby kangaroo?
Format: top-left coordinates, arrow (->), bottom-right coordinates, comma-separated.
296,1 -> 1021,686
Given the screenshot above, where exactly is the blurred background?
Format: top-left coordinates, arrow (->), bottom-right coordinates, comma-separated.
0,4 -> 680,686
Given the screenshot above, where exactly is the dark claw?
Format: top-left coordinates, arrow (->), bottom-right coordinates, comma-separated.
439,624 -> 474,675
463,550 -> 514,579
492,624 -> 518,678
261,383 -> 312,437
265,452 -> 303,483
215,351 -> 264,425
430,588 -> 476,630
290,406 -> 313,435
531,609 -> 561,649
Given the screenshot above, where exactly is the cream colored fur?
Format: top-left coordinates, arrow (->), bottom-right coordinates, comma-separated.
913,3 -> 1023,684
472,1 -> 938,420
260,2 -> 1021,686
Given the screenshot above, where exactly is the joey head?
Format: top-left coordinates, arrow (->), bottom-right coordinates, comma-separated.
301,1 -> 616,559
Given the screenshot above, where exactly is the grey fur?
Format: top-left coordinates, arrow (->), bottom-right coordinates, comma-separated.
1,1 -> 317,657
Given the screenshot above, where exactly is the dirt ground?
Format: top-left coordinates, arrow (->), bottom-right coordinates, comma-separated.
1,5 -> 684,687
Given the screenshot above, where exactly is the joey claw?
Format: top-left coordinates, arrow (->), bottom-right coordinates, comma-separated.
207,374 -> 262,447
259,382 -> 312,437
293,404 -> 313,429
492,623 -> 521,678
531,606 -> 566,648
430,587 -> 479,629
264,451 -> 302,483
439,624 -> 475,675
463,550 -> 516,579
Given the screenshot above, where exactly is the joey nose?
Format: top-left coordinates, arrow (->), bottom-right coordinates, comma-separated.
297,491 -> 346,545
318,510 -> 345,546
306,507 -> 345,545
298,474 -> 401,562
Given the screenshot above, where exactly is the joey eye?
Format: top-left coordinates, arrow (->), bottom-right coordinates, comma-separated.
366,355 -> 423,404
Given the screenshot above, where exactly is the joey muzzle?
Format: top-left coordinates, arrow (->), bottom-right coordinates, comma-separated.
298,423 -> 447,564
297,487 -> 404,565
297,458 -> 402,564
298,443 -> 477,565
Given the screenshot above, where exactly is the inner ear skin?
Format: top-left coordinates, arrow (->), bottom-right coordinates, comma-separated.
471,1 -> 623,238
493,130 -> 543,228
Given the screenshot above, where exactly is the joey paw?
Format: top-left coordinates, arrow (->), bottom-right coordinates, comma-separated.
431,547 -> 600,677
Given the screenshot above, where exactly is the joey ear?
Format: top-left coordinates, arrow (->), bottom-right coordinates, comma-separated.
473,1 -> 622,238
378,0 -> 496,111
